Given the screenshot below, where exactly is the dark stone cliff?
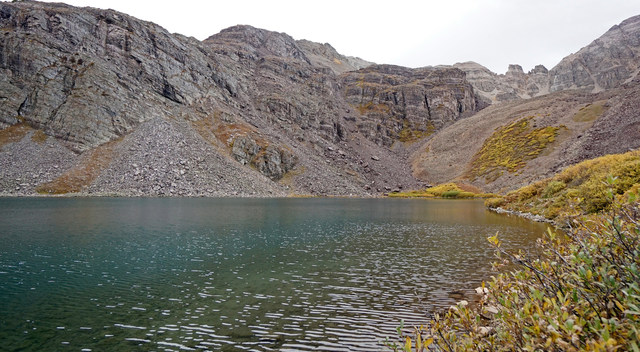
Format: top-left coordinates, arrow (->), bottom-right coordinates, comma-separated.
0,1 -> 477,196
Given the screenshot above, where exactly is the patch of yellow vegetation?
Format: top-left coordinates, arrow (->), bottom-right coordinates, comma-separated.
467,117 -> 564,182
572,100 -> 607,123
0,123 -> 31,148
495,150 -> 640,221
389,182 -> 495,199
31,129 -> 48,144
35,139 -> 121,194
357,101 -> 391,115
398,120 -> 435,143
279,165 -> 305,187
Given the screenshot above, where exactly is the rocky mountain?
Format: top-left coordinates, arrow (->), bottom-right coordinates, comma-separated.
550,14 -> 640,93
411,77 -> 640,193
453,14 -> 640,105
410,14 -> 640,193
340,64 -> 477,146
0,1 -> 476,197
452,62 -> 549,104
1,2 -> 638,197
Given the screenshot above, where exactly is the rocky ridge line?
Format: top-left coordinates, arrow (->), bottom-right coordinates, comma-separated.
0,1 -> 475,196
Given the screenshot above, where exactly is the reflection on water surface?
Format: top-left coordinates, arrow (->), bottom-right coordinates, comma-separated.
0,198 -> 548,351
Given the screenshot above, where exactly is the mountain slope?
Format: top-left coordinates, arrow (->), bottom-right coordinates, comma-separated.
411,77 -> 640,193
0,1 -> 477,196
1,2 -> 638,197
550,14 -> 640,93
451,14 -> 640,105
410,14 -> 640,193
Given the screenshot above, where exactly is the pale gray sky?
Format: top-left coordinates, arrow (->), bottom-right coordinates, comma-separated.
51,0 -> 640,73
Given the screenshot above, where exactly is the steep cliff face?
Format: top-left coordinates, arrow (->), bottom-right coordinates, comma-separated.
453,15 -> 640,105
296,40 -> 373,75
341,65 -> 476,146
0,2 -> 222,151
0,1 -> 480,196
549,14 -> 640,93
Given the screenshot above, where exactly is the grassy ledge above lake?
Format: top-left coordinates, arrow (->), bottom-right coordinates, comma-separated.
486,149 -> 640,225
387,182 -> 496,199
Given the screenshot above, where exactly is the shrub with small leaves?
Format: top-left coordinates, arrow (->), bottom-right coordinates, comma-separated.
430,190 -> 640,351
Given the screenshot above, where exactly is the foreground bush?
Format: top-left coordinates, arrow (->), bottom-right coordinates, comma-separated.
427,197 -> 640,351
386,189 -> 639,351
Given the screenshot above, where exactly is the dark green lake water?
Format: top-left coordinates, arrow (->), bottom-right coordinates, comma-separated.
0,198 -> 548,351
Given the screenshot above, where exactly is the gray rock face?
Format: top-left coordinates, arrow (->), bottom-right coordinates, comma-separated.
453,15 -> 640,105
0,1 -> 219,152
452,62 -> 550,104
341,64 -> 476,146
296,40 -> 373,75
549,15 -> 640,92
230,135 -> 296,180
0,1 -> 470,196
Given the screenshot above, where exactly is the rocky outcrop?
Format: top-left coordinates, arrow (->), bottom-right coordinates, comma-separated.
296,40 -> 373,74
549,15 -> 640,92
2,1 -> 472,196
453,15 -> 640,105
341,65 -> 476,146
230,135 -> 296,180
452,62 -> 549,104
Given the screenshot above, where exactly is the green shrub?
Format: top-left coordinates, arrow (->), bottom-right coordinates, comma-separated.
427,197 -> 640,352
442,190 -> 460,198
542,180 -> 566,198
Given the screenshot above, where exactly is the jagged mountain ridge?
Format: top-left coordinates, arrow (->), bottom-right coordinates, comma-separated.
450,14 -> 640,105
411,14 -> 640,193
0,1 -> 475,196
0,1 -> 639,197
412,12 -> 640,193
411,78 -> 640,193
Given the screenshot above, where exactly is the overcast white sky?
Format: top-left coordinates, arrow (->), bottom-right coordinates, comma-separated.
54,0 -> 640,73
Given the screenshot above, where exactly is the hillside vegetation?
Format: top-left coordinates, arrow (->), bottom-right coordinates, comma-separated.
411,81 -> 640,195
388,182 -> 494,199
466,116 -> 563,182
488,150 -> 640,223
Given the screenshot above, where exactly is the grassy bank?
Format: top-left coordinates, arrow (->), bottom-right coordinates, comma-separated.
388,182 -> 495,199
486,150 -> 640,224
429,199 -> 640,351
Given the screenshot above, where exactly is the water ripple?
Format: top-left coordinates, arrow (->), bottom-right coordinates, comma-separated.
0,198 -> 548,351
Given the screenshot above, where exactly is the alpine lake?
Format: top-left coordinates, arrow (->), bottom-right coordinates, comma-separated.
0,197 -> 550,351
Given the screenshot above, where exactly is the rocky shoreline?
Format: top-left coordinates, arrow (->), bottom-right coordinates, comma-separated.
488,206 -> 557,225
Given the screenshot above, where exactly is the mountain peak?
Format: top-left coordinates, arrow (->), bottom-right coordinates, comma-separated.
205,25 -> 309,62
